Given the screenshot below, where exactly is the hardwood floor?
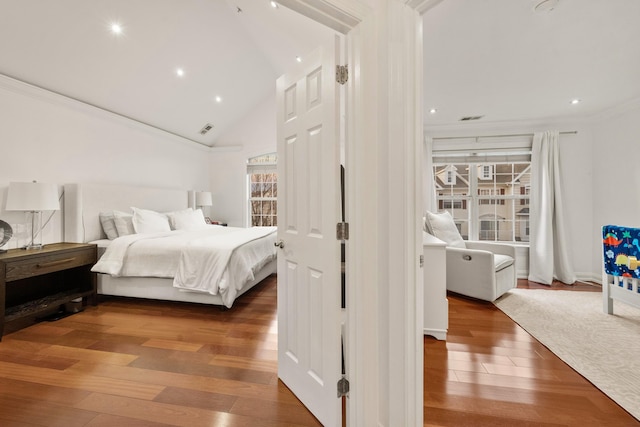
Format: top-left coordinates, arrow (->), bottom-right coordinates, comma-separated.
424,279 -> 640,426
0,275 -> 321,427
0,276 -> 637,426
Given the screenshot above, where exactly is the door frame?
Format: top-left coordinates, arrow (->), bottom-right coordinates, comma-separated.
277,1 -> 434,425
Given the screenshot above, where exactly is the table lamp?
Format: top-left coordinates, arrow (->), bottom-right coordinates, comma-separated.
6,181 -> 60,250
195,191 -> 213,210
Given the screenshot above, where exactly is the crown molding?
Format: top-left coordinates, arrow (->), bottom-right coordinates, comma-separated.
209,145 -> 243,153
277,0 -> 366,34
405,0 -> 444,14
0,73 -> 213,151
589,96 -> 640,123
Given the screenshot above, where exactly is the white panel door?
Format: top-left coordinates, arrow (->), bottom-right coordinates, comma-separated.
276,35 -> 342,427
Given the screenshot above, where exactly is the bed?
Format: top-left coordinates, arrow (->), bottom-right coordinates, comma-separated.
63,183 -> 277,308
602,224 -> 640,314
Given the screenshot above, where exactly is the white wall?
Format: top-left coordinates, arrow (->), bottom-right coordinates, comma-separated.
425,118 -> 595,281
591,99 -> 640,281
209,93 -> 277,227
0,76 -> 211,248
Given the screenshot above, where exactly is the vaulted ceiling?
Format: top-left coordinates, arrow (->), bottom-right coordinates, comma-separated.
0,0 -> 333,147
1,0 -> 638,147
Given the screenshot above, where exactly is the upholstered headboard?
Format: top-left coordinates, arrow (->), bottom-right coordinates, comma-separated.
64,183 -> 195,243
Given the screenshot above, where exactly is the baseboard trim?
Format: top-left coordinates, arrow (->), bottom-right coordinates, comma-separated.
517,271 -> 601,284
424,328 -> 447,340
575,272 -> 602,284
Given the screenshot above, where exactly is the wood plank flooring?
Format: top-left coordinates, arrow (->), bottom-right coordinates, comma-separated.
0,276 -> 638,426
425,279 -> 640,426
0,275 -> 321,427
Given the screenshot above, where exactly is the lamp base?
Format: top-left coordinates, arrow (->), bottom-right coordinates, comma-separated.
23,243 -> 44,250
24,211 -> 44,250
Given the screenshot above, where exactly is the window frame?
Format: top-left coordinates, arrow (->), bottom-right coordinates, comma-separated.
433,161 -> 531,243
247,153 -> 278,227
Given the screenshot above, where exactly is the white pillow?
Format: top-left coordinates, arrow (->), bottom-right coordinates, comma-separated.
167,208 -> 208,230
424,211 -> 466,248
113,210 -> 135,236
131,207 -> 171,234
165,208 -> 192,229
99,211 -> 119,240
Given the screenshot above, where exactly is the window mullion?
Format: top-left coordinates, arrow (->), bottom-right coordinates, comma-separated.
469,165 -> 478,240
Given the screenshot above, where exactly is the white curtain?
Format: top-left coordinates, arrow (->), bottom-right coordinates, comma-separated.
423,136 -> 437,213
528,130 -> 576,284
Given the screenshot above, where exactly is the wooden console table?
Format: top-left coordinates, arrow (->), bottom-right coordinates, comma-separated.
0,242 -> 97,339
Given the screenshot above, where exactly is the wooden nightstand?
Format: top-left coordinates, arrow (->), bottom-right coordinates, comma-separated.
0,242 -> 97,339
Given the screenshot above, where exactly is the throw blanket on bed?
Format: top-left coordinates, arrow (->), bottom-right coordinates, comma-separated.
173,226 -> 276,296
91,231 -> 175,276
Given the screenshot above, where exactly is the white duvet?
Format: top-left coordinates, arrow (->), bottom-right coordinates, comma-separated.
91,226 -> 277,307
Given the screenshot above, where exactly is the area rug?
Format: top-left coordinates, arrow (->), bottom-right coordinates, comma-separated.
494,289 -> 640,421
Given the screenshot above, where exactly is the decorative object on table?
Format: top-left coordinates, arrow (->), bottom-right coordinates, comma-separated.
0,220 -> 12,253
195,191 -> 213,210
5,181 -> 60,250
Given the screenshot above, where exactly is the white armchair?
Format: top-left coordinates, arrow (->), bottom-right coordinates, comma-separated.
445,240 -> 516,302
424,211 -> 517,302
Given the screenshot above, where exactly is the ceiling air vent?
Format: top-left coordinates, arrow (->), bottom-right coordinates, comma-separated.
534,0 -> 559,13
200,123 -> 214,135
459,115 -> 484,121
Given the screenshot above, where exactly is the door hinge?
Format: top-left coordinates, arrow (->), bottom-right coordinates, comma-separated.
337,377 -> 350,398
336,222 -> 349,240
419,255 -> 424,268
336,65 -> 348,85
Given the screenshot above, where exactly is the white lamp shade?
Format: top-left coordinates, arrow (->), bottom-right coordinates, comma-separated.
6,181 -> 60,211
195,191 -> 213,207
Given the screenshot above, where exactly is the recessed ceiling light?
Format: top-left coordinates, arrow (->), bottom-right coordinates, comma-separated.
571,98 -> 581,105
215,96 -> 222,103
270,1 -> 279,8
429,108 -> 438,114
110,23 -> 123,35
176,68 -> 185,77
296,56 -> 302,63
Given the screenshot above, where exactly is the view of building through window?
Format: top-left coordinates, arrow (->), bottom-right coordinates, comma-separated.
433,162 -> 531,242
248,153 -> 277,227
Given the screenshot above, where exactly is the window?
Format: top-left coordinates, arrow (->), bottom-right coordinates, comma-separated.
440,165 -> 458,185
248,154 -> 277,227
520,185 -> 530,205
478,164 -> 493,180
480,216 -> 498,240
446,170 -> 456,185
439,200 -> 466,210
478,188 -> 505,205
433,161 -> 531,242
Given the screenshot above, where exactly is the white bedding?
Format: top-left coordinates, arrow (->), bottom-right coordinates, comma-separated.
92,226 -> 277,307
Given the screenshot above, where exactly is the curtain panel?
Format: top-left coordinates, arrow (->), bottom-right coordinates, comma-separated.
528,130 -> 576,284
